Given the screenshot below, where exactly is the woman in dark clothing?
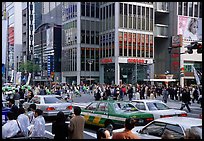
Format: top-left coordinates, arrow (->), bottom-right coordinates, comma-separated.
52,111 -> 69,139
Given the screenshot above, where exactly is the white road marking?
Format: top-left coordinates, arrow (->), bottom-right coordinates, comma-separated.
45,122 -> 97,139
83,131 -> 97,138
45,130 -> 54,136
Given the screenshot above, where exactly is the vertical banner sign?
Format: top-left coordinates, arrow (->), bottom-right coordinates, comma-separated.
15,72 -> 22,85
47,55 -> 51,77
26,73 -> 31,85
192,66 -> 200,85
11,70 -> 14,83
47,55 -> 54,77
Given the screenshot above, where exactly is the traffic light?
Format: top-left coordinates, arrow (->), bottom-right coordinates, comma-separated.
197,43 -> 202,54
185,42 -> 202,54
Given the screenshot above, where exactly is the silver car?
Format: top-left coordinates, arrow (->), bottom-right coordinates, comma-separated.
23,95 -> 73,117
113,117 -> 202,139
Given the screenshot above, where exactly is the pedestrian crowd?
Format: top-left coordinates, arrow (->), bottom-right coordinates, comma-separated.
2,82 -> 202,139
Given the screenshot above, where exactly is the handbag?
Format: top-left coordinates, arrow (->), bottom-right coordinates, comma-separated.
14,120 -> 25,138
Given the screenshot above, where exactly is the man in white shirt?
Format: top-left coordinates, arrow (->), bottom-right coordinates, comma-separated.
29,109 -> 45,137
2,111 -> 20,139
17,107 -> 30,137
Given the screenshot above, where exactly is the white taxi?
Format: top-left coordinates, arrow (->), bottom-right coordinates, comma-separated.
131,99 -> 187,119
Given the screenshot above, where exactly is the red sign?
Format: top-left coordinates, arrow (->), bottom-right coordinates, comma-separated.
124,33 -> 127,42
137,34 -> 141,44
146,35 -> 149,44
127,59 -> 145,64
128,33 -> 132,42
100,58 -> 113,64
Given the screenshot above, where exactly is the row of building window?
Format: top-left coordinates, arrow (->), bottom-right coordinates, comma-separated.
100,32 -> 115,58
81,2 -> 99,18
63,20 -> 77,46
61,48 -> 77,72
61,47 -> 100,72
81,47 -> 99,71
178,2 -> 202,18
81,20 -> 100,45
119,3 -> 153,31
62,3 -> 77,22
118,32 -> 153,58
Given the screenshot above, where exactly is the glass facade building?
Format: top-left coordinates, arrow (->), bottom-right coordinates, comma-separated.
61,2 -> 154,85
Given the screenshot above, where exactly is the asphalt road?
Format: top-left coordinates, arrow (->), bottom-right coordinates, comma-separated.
44,93 -> 202,139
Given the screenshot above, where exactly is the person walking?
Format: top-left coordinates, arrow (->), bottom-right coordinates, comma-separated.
29,109 -> 46,137
2,111 -> 20,139
13,89 -> 20,107
68,106 -> 85,139
127,85 -> 133,101
52,111 -> 69,139
180,88 -> 191,112
8,99 -> 19,119
112,118 -> 140,139
192,86 -> 199,103
162,87 -> 169,103
17,107 -> 30,137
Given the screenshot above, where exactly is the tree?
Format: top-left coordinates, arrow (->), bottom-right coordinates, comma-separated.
19,60 -> 40,73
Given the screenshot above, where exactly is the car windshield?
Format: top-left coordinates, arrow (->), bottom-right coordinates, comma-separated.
115,103 -> 138,112
44,97 -> 65,104
146,102 -> 170,111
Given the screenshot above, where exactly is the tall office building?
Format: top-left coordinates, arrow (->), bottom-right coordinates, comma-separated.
33,2 -> 62,83
61,2 -> 154,85
3,2 -> 22,83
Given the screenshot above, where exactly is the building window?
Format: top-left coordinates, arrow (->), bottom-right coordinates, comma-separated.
184,2 -> 188,16
194,2 -> 198,17
86,30 -> 90,44
124,4 -> 127,28
137,6 -> 141,30
86,2 -> 90,17
150,8 -> 153,31
137,34 -> 141,57
120,3 -> 123,27
189,2 -> 193,17
142,7 -> 145,30
178,2 -> 183,15
129,5 -> 132,29
133,5 -> 136,29
146,7 -> 149,31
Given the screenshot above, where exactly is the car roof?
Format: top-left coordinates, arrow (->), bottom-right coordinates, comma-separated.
154,117 -> 202,129
34,95 -> 60,97
131,99 -> 162,103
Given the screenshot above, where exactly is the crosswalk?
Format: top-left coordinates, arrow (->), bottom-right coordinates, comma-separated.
45,121 -> 97,139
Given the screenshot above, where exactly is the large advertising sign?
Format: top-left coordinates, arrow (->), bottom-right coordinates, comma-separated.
46,27 -> 53,48
178,15 -> 202,41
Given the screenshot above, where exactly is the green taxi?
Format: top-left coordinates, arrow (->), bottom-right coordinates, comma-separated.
81,100 -> 154,128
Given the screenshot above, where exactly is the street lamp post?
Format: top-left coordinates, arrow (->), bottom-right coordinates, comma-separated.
87,59 -> 94,85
